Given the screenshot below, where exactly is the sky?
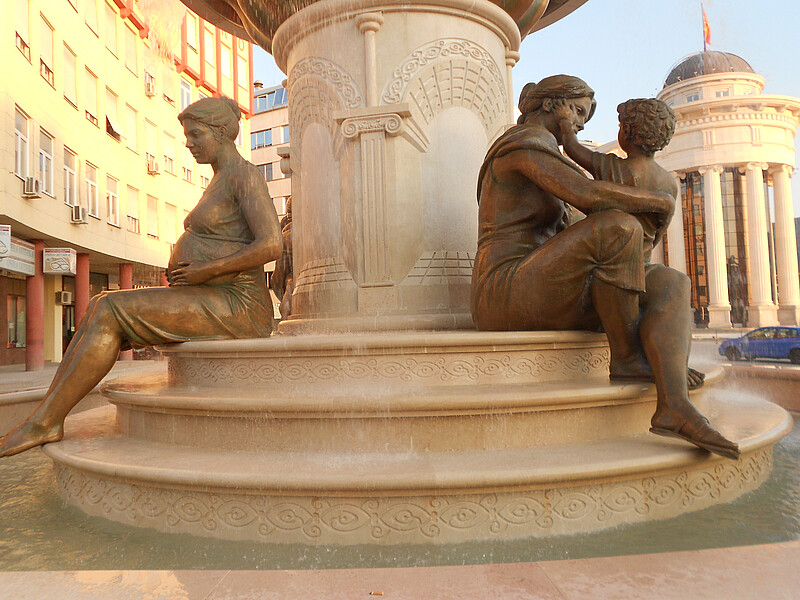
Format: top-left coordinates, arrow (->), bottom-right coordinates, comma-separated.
253,0 -> 800,211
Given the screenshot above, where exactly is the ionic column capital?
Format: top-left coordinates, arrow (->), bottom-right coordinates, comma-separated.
769,164 -> 795,178
698,165 -> 723,176
355,12 -> 384,33
671,171 -> 686,181
745,161 -> 769,172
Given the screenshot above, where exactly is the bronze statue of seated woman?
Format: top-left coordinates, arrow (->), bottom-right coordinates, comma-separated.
471,75 -> 739,460
0,96 -> 283,458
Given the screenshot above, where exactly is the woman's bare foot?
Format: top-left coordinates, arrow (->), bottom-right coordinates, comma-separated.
650,403 -> 739,460
0,421 -> 63,458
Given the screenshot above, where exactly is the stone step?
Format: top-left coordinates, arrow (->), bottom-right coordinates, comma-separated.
44,394 -> 791,545
50,394 -> 788,493
160,330 -> 612,390
101,370 -> 723,452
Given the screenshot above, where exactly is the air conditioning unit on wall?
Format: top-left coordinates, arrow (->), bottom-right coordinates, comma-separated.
70,205 -> 89,224
22,177 -> 41,198
56,291 -> 73,305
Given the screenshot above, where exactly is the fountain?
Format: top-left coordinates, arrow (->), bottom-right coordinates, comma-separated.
43,0 -> 791,545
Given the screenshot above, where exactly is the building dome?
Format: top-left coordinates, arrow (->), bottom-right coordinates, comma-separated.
664,51 -> 755,87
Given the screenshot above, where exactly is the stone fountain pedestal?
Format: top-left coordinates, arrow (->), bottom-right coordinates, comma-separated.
44,331 -> 791,545
41,0 -> 792,545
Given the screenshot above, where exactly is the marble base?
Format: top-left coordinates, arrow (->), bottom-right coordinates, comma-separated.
44,331 -> 792,545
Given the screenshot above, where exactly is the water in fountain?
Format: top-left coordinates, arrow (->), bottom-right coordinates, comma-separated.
0,410 -> 797,570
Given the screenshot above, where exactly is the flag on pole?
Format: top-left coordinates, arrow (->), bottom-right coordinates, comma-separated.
702,5 -> 712,51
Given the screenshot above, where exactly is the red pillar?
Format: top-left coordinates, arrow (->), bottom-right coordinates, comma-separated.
75,253 -> 90,327
118,263 -> 134,361
25,241 -> 45,371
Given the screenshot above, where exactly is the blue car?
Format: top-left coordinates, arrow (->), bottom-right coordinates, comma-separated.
719,326 -> 800,363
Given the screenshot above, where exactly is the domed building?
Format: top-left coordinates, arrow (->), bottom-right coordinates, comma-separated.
652,51 -> 800,328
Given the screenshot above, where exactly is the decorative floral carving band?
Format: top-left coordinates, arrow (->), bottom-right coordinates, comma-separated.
53,447 -> 771,544
168,349 -> 611,386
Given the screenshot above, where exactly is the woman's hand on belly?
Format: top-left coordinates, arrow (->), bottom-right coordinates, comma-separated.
168,261 -> 217,286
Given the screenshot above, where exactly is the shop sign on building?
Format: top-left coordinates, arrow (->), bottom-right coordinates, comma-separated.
43,248 -> 77,275
0,236 -> 35,276
0,225 -> 10,257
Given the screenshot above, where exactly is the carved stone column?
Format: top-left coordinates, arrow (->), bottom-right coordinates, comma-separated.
699,166 -> 731,328
771,165 -> 800,325
273,0 -> 522,334
743,162 -> 779,326
666,172 -> 687,274
505,50 -> 520,121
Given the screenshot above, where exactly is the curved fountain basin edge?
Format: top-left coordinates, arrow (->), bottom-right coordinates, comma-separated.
43,397 -> 791,493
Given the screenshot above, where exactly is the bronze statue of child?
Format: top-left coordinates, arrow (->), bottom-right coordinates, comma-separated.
556,97 -> 705,392
558,97 -> 677,265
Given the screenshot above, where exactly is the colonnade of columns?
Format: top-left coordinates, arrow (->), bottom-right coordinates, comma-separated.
663,163 -> 799,328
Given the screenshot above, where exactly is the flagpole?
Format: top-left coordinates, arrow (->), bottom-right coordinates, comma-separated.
702,3 -> 707,52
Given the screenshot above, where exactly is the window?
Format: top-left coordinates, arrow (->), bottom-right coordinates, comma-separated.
145,120 -> 157,162
237,55 -> 248,88
105,3 -> 117,55
182,166 -> 193,183
14,107 -> 29,178
63,46 -> 77,106
185,13 -> 197,51
126,186 -> 140,233
686,92 -> 701,103
39,130 -> 54,195
125,106 -> 137,151
203,28 -> 214,65
200,175 -> 210,189
15,0 -> 30,60
162,69 -> 175,105
251,129 -> 272,149
181,80 -> 192,110
266,163 -> 273,181
147,195 -> 159,238
85,0 -> 98,34
40,17 -> 54,86
144,71 -> 156,96
125,26 -> 137,74
85,69 -> 99,125
63,148 -> 77,206
220,43 -> 232,78
7,292 -> 26,349
86,163 -> 99,216
106,89 -> 122,141
282,126 -> 290,144
164,203 -> 178,243
106,176 -> 119,226
163,133 -> 175,174
235,123 -> 243,148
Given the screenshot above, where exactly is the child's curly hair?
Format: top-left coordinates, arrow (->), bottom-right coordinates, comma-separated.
617,98 -> 676,156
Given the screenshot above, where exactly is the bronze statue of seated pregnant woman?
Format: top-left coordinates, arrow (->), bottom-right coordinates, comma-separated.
471,75 -> 739,460
0,96 -> 283,458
